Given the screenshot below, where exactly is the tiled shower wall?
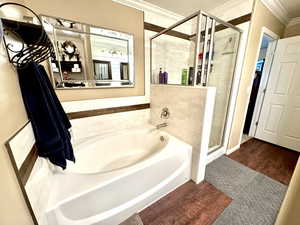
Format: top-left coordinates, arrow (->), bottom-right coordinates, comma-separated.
144,12 -> 196,86
150,85 -> 216,183
150,34 -> 195,85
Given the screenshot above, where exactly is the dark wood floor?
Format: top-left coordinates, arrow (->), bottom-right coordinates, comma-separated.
228,138 -> 299,185
140,181 -> 231,225
139,138 -> 299,225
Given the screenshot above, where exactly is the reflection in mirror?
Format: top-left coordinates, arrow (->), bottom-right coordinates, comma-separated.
120,63 -> 129,80
94,60 -> 112,80
41,15 -> 135,89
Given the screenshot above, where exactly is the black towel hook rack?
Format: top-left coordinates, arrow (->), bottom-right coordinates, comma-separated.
0,2 -> 55,68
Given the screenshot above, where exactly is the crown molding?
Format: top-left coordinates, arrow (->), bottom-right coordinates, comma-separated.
208,0 -> 252,21
209,0 -> 249,14
260,0 -> 290,25
288,17 -> 300,27
112,0 -> 184,21
114,0 -> 291,25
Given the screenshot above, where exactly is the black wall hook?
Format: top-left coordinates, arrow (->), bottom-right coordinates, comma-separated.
0,2 -> 55,68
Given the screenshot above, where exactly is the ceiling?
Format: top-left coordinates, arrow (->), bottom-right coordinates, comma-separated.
143,0 -> 300,20
279,0 -> 300,18
143,0 -> 232,16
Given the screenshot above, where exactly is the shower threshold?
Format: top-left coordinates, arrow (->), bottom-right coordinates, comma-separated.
208,145 -> 222,154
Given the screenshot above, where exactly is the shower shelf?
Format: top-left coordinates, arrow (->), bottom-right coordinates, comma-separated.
150,11 -> 242,87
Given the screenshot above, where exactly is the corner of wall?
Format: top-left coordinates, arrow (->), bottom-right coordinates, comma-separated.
0,24 -> 33,225
227,0 -> 286,150
150,85 -> 216,184
275,158 -> 300,225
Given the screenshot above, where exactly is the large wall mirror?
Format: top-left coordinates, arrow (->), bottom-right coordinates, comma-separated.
41,15 -> 135,89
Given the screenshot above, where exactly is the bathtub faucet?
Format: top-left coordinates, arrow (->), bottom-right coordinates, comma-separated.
156,122 -> 168,129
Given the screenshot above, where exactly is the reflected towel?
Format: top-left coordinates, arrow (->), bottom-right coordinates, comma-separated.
17,62 -> 75,169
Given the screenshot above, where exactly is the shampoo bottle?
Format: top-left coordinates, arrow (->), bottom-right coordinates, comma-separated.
188,67 -> 194,85
163,69 -> 168,84
181,69 -> 188,85
159,68 -> 164,84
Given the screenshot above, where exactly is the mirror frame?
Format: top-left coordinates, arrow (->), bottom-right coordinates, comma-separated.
40,14 -> 135,90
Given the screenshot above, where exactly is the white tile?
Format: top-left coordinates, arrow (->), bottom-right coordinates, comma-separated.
71,109 -> 150,142
26,158 -> 53,225
62,96 -> 149,113
8,122 -> 35,168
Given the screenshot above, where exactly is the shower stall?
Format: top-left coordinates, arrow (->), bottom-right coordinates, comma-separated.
150,11 -> 242,154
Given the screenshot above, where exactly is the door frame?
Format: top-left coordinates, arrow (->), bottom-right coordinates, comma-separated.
248,40 -> 277,137
238,27 -> 279,145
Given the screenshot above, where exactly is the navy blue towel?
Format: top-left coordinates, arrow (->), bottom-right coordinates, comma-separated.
17,62 -> 75,169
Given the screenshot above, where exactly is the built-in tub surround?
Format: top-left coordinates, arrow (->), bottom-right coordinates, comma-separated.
66,126 -> 168,174
26,158 -> 54,225
150,85 -> 216,183
6,122 -> 53,225
70,109 -> 150,142
7,107 -> 193,225
46,126 -> 192,225
6,108 -> 150,224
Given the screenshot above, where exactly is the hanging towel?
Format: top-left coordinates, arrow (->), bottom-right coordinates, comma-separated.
17,62 -> 75,169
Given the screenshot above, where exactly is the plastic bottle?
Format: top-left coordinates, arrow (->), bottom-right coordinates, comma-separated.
163,69 -> 168,84
159,68 -> 163,84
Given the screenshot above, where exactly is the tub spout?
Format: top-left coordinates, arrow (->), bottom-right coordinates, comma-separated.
156,123 -> 168,129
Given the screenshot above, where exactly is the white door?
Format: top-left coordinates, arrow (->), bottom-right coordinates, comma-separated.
255,36 -> 300,152
249,40 -> 277,137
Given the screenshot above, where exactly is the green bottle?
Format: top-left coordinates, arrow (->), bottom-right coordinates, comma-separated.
181,69 -> 188,85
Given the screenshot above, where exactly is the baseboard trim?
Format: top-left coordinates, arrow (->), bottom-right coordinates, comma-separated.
226,145 -> 240,155
206,148 -> 227,165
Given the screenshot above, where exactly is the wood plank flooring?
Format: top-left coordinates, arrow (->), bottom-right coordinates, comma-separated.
228,138 -> 299,185
140,181 -> 232,225
139,138 -> 299,225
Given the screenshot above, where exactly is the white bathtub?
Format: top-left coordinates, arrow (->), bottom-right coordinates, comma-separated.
46,125 -> 192,225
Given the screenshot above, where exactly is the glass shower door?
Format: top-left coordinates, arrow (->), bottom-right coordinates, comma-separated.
149,11 -> 242,154
207,24 -> 241,152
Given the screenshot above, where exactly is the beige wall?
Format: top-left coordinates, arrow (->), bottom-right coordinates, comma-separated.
284,23 -> 300,38
0,1 -> 145,224
24,0 -> 145,102
228,0 -> 285,149
0,56 -> 33,225
0,1 -> 33,224
275,158 -> 300,225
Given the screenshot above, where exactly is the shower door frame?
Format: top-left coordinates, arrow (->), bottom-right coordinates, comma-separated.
207,26 -> 243,162
150,11 -> 243,162
198,13 -> 243,159
150,11 -> 242,87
